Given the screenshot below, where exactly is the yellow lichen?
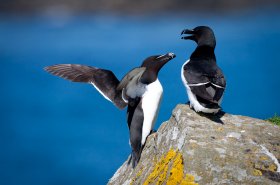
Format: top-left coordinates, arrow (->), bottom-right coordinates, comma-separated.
167,152 -> 184,184
181,174 -> 198,185
167,152 -> 198,185
252,169 -> 262,176
190,143 -> 198,149
142,149 -> 198,185
143,149 -> 176,185
184,174 -> 195,182
266,164 -> 277,172
216,127 -> 224,131
260,156 -> 268,161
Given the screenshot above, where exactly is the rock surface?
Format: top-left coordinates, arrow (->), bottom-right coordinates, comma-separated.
108,104 -> 280,185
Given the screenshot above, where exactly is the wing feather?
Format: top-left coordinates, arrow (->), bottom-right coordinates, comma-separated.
117,67 -> 146,91
44,64 -> 127,109
184,59 -> 226,103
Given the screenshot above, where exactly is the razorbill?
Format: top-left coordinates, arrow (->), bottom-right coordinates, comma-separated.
44,52 -> 176,167
180,26 -> 226,114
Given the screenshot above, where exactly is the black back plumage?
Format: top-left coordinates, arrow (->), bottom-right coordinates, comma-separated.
181,26 -> 226,108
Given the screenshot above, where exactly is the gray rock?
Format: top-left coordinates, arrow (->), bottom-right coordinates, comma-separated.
108,104 -> 280,185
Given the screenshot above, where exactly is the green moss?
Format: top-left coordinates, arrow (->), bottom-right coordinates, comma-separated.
267,114 -> 280,126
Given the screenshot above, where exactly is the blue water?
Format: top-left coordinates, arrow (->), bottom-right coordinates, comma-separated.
1,10 -> 280,185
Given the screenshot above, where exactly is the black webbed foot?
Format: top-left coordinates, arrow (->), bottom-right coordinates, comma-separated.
150,129 -> 157,134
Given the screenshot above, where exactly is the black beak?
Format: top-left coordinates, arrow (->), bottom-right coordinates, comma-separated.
156,52 -> 176,61
154,52 -> 176,71
181,29 -> 196,40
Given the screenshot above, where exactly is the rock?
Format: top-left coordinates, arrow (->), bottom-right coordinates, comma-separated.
108,104 -> 280,185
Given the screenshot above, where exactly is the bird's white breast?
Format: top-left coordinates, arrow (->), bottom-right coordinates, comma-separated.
181,60 -> 190,89
141,79 -> 163,145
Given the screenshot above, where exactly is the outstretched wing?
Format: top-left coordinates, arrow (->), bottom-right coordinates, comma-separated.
184,59 -> 226,103
44,64 -> 127,109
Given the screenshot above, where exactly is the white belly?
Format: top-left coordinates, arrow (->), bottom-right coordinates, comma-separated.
141,79 -> 163,145
181,60 -> 220,114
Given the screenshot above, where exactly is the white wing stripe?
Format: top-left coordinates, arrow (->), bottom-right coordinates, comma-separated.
188,82 -> 225,89
121,89 -> 128,103
211,83 -> 225,89
187,82 -> 209,86
90,82 -> 112,102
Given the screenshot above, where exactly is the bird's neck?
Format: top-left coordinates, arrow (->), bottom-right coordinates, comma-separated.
140,69 -> 158,84
190,45 -> 216,60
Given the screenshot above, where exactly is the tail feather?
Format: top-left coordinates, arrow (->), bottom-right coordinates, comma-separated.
131,149 -> 142,168
127,145 -> 144,168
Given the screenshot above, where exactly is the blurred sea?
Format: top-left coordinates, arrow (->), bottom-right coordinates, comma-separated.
1,9 -> 280,185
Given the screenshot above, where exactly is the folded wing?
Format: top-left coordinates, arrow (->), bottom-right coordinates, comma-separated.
117,67 -> 146,91
184,60 -> 226,104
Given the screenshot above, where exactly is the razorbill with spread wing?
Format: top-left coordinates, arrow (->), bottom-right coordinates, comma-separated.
44,52 -> 175,167
180,26 -> 226,114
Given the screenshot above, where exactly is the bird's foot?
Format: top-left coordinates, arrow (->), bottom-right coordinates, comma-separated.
150,129 -> 157,135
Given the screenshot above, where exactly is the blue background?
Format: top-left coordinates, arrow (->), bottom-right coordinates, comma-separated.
1,9 -> 280,185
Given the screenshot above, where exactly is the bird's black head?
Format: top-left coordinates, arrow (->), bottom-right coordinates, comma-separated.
181,26 -> 216,48
141,52 -> 176,72
140,53 -> 176,84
